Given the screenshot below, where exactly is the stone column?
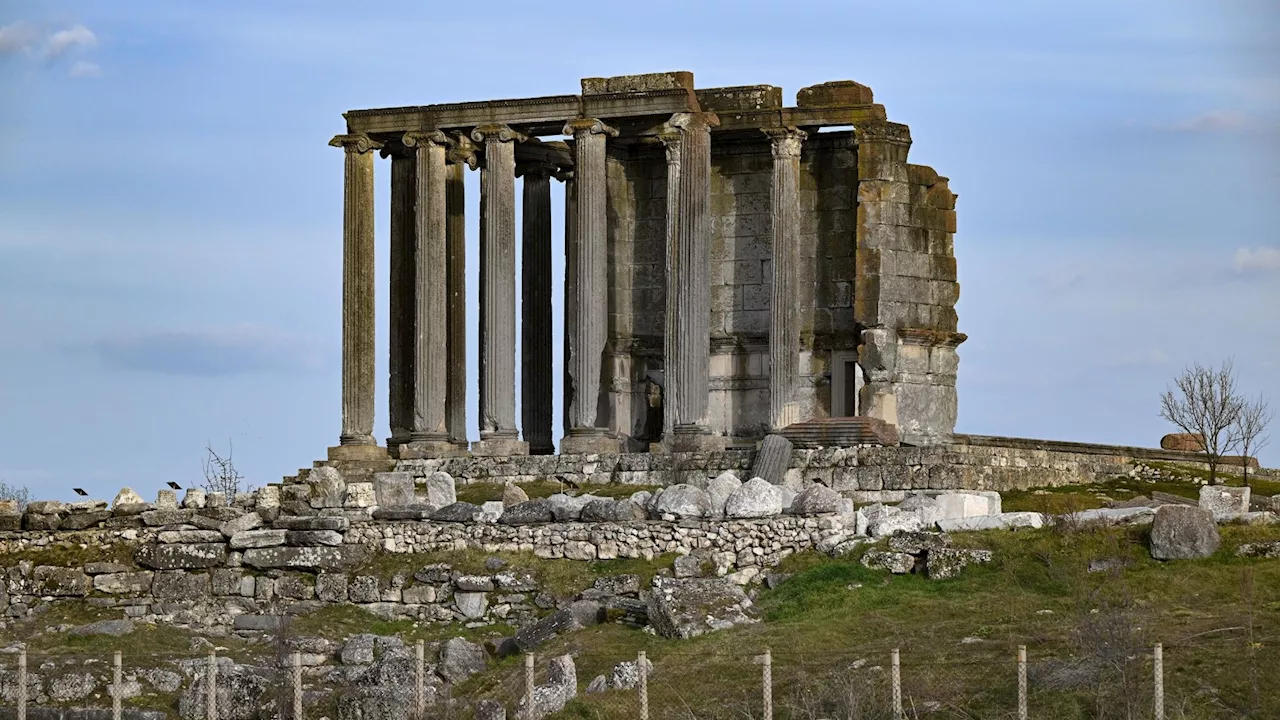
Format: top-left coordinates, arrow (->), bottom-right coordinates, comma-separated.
328,133 -> 385,458
561,119 -> 621,455
400,131 -> 459,458
559,170 -> 577,441
763,127 -> 807,430
445,141 -> 474,450
386,147 -> 416,451
470,124 -> 529,456
660,113 -> 723,452
517,160 -> 555,455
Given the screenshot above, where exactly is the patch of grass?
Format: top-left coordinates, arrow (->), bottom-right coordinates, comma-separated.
0,541 -> 139,568
455,481 -> 660,505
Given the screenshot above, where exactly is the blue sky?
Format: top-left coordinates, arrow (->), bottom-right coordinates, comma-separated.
1,1 -> 1277,502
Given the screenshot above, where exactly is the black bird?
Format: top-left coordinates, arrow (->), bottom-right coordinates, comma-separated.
73,488 -> 88,496
167,481 -> 182,490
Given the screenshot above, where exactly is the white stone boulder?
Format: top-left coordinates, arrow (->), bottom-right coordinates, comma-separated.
1199,485 -> 1250,517
790,484 -> 843,515
707,472 -> 741,518
653,484 -> 712,520
937,512 -> 1046,532
724,477 -> 784,518
935,493 -> 991,519
112,488 -> 145,509
479,501 -> 505,523
427,471 -> 457,507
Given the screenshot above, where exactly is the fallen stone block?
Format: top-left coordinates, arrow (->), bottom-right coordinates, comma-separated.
935,493 -> 990,519
653,484 -> 712,520
937,512 -> 1046,533
433,501 -> 484,523
514,609 -> 581,652
647,576 -> 759,639
1150,505 -> 1219,560
1200,486 -> 1250,517
790,484 -> 842,515
373,471 -> 416,508
724,478 -> 783,519
861,550 -> 916,574
924,548 -> 993,580
427,471 -> 457,507
1236,541 -> 1280,558
750,434 -> 793,486
499,498 -> 554,525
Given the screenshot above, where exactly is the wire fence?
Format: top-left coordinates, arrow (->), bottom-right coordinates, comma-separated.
0,632 -> 1274,719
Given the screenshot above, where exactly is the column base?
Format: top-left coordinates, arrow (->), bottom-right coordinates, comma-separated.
398,439 -> 469,460
560,429 -> 620,455
470,435 -> 529,457
528,443 -> 557,456
327,444 -> 389,462
662,425 -> 726,453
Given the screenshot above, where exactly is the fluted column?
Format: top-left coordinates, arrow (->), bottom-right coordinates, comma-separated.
470,124 -> 528,456
764,127 -> 807,430
560,170 -> 577,442
561,119 -> 621,455
328,133 -> 383,456
399,131 -> 459,458
661,113 -> 722,451
445,139 -> 474,450
517,161 -> 555,455
386,147 -> 416,451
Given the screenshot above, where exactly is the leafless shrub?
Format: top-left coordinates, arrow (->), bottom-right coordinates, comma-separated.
1159,360 -> 1244,485
0,480 -> 30,510
1230,394 -> 1271,488
203,440 -> 248,497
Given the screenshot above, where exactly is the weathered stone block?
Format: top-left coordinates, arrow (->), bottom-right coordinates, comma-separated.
374,472 -> 416,508
152,570 -> 210,600
135,543 -> 228,570
230,529 -> 287,550
33,566 -> 91,596
796,80 -> 874,107
241,545 -> 371,572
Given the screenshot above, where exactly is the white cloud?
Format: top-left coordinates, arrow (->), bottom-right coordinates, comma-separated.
68,60 -> 100,78
44,24 -> 96,59
1232,246 -> 1280,275
0,21 -> 38,55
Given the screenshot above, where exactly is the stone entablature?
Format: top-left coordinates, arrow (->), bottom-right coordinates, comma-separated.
321,70 -> 964,467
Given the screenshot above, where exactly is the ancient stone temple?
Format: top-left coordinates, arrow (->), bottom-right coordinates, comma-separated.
327,71 -> 963,462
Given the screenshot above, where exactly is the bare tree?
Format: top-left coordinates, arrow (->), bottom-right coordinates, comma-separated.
203,440 -> 247,497
1231,393 -> 1272,488
0,480 -> 30,510
1159,360 -> 1244,485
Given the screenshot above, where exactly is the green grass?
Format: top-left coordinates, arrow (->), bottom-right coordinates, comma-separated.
0,540 -> 139,568
454,481 -> 661,505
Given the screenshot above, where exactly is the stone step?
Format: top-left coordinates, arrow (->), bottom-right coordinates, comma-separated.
779,416 -> 900,448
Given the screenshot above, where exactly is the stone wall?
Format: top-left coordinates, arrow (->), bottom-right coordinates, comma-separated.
393,437 -> 1250,490
0,515 -> 838,632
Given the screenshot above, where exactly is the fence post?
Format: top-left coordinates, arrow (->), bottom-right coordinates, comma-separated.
292,651 -> 303,720
415,639 -> 425,719
112,650 -> 123,720
18,649 -> 26,720
890,648 -> 902,720
1017,645 -> 1028,720
524,653 -> 535,708
762,648 -> 773,720
638,650 -> 649,720
207,650 -> 218,720
1153,643 -> 1164,720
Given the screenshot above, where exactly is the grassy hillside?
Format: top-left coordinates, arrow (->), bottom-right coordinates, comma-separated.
472,522 -> 1280,720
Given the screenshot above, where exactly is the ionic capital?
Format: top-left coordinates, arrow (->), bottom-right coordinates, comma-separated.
515,160 -> 558,179
470,124 -> 528,145
562,118 -> 618,139
666,112 -> 720,133
402,130 -> 449,149
447,132 -> 479,169
554,168 -> 575,183
329,133 -> 383,154
763,127 -> 807,158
